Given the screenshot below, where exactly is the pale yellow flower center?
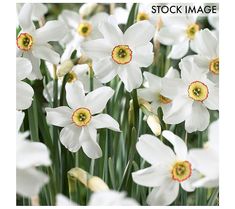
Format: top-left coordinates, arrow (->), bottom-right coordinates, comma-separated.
188,81 -> 209,102
77,22 -> 92,37
111,45 -> 132,64
171,161 -> 192,182
16,33 -> 33,51
72,108 -> 92,127
137,12 -> 149,21
186,23 -> 200,40
209,58 -> 219,75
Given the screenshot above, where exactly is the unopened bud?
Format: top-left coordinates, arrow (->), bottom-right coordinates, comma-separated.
147,115 -> 161,136
79,3 -> 98,17
57,59 -> 74,77
88,176 -> 109,192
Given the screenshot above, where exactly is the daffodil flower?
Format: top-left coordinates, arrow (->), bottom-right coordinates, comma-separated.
193,29 -> 219,84
189,120 -> 219,188
16,111 -> 51,197
16,3 -> 67,79
16,57 -> 34,110
157,14 -> 199,59
132,131 -> 198,206
45,82 -> 120,159
137,67 -> 179,122
162,56 -> 219,133
58,10 -> 110,61
81,20 -> 155,92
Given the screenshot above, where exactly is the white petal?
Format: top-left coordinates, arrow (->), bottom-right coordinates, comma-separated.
136,134 -> 175,165
164,96 -> 193,124
65,81 -> 85,109
181,170 -> 200,192
56,194 -> 77,206
17,168 -> 48,197
194,29 -> 218,58
89,190 -> 139,206
137,88 -> 157,102
124,20 -> 155,47
32,3 -> 48,20
193,177 -> 219,188
16,57 -> 32,81
45,106 -> 73,127
208,120 -> 219,152
143,72 -> 162,90
208,14 -> 219,30
188,149 -> 218,179
132,42 -> 154,67
81,39 -> 112,60
185,102 -> 210,133
16,111 -> 25,132
35,20 -> 67,44
99,21 -> 123,45
161,78 -> 185,99
18,3 -> 34,30
117,63 -> 143,92
23,52 -> 42,80
16,81 -> 34,110
204,86 -> 219,110
146,181 -> 179,206
168,40 -> 189,59
132,165 -> 170,187
81,128 -> 102,159
113,7 -> 129,24
157,26 -> 186,45
161,15 -> 189,27
58,9 -> 81,29
92,58 -> 118,83
162,130 -> 187,160
90,12 -> 109,26
33,45 -> 60,64
164,67 -> 180,79
91,114 -> 120,132
85,86 -> 114,114
60,124 -> 82,152
16,140 -> 51,169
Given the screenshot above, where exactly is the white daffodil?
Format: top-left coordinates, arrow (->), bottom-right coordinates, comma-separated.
81,20 -> 155,92
56,190 -> 139,206
157,14 -> 199,59
45,81 -> 120,159
58,10 -> 110,60
193,29 -> 219,85
138,67 -> 179,122
16,3 -> 66,79
189,120 -> 219,188
132,131 -> 198,206
16,57 -> 34,110
162,56 -> 219,133
79,3 -> 98,18
16,111 -> 51,197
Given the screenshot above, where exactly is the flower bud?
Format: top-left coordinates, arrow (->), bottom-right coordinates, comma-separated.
57,59 -> 74,77
79,3 -> 98,17
88,176 -> 109,192
147,114 -> 161,136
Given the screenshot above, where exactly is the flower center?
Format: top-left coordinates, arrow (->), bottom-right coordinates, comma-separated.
111,45 -> 132,65
77,22 -> 92,37
171,161 -> 192,182
209,58 -> 219,75
159,94 -> 172,104
16,33 -> 33,51
72,108 -> 92,127
137,12 -> 149,21
186,23 -> 200,40
67,71 -> 78,83
188,81 -> 209,102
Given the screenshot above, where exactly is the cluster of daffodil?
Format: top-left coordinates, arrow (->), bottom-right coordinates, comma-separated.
16,3 -> 219,206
